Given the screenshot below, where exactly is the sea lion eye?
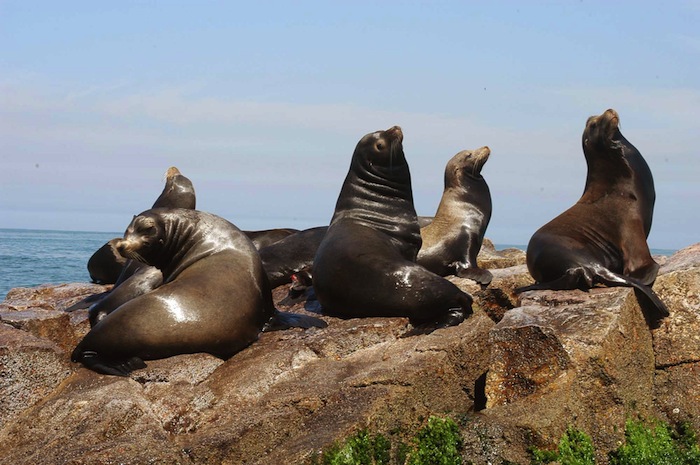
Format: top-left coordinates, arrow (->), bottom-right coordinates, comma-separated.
375,141 -> 386,151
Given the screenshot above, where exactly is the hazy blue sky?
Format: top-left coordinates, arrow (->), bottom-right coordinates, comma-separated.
1,1 -> 698,249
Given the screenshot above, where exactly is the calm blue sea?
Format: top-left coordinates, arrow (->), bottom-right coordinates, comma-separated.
0,229 -> 678,301
0,228 -> 120,299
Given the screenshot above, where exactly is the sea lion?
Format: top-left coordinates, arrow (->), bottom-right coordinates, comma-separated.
72,208 -> 326,376
84,167 -> 196,287
517,109 -> 668,320
312,126 -> 473,328
259,226 -> 328,288
245,228 -> 300,250
87,238 -> 128,284
417,146 -> 493,285
87,266 -> 164,327
151,166 -> 196,209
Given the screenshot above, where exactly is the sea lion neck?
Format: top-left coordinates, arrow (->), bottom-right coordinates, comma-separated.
331,145 -> 421,256
157,211 -> 204,281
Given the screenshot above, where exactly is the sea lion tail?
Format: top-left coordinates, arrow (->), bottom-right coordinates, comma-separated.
263,310 -> 328,332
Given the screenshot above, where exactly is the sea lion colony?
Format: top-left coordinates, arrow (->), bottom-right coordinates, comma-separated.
71,108 -> 668,375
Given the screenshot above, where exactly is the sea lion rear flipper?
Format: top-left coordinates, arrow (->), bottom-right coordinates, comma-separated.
516,267 -> 595,293
594,268 -> 670,321
263,310 -> 328,332
73,350 -> 147,377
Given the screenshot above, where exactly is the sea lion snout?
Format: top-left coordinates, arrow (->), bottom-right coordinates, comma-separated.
384,125 -> 403,142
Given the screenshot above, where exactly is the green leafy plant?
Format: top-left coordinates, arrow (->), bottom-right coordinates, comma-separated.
530,426 -> 595,465
407,416 -> 463,465
307,416 -> 463,465
609,419 -> 700,465
307,429 -> 391,465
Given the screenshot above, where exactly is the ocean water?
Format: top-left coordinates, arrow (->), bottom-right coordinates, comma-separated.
0,229 -> 678,301
0,228 -> 120,299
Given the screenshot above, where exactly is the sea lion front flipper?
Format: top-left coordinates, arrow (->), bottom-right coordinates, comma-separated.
63,291 -> 111,312
455,265 -> 493,286
620,218 -> 659,285
263,310 -> 328,332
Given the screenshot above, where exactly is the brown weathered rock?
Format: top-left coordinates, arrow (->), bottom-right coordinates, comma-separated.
0,308 -> 89,352
477,238 -> 526,269
0,324 -> 74,430
0,283 -> 111,313
486,286 -> 656,462
0,242 -> 697,465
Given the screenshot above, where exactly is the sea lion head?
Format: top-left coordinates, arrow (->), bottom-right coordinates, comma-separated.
353,125 -> 405,170
116,212 -> 165,264
164,166 -> 182,180
445,146 -> 490,186
582,108 -> 621,152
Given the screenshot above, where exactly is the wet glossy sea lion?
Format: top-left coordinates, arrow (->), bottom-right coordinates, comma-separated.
245,228 -> 300,250
259,226 -> 328,288
72,208 -> 325,376
417,146 -> 493,285
151,166 -> 196,209
312,126 -> 473,328
85,166 -> 196,286
517,109 -> 668,320
86,238 -> 128,284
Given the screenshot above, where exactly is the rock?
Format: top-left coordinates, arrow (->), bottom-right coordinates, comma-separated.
0,324 -> 74,430
0,283 -> 111,313
477,238 -> 526,269
0,243 -> 698,464
486,286 -> 656,462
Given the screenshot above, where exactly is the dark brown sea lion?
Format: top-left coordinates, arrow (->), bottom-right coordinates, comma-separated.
259,226 -> 328,288
86,238 -> 128,285
72,208 -> 326,376
312,126 -> 473,329
517,109 -> 668,321
245,228 -> 300,250
84,166 -> 196,287
151,166 -> 196,209
417,146 -> 493,285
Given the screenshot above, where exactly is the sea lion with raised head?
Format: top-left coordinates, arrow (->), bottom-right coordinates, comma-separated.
151,166 -> 196,209
312,126 -> 473,329
72,208 -> 326,376
517,109 -> 668,321
417,146 -> 493,285
84,166 -> 196,287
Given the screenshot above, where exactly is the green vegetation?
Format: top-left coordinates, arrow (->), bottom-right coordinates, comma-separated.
531,420 -> 700,465
309,417 -> 700,465
307,416 -> 462,465
531,426 -> 596,465
407,416 -> 463,465
609,420 -> 700,465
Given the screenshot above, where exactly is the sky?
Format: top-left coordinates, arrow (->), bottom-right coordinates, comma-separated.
1,1 -> 698,250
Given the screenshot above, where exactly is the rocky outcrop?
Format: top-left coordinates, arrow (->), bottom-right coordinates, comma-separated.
0,244 -> 698,464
